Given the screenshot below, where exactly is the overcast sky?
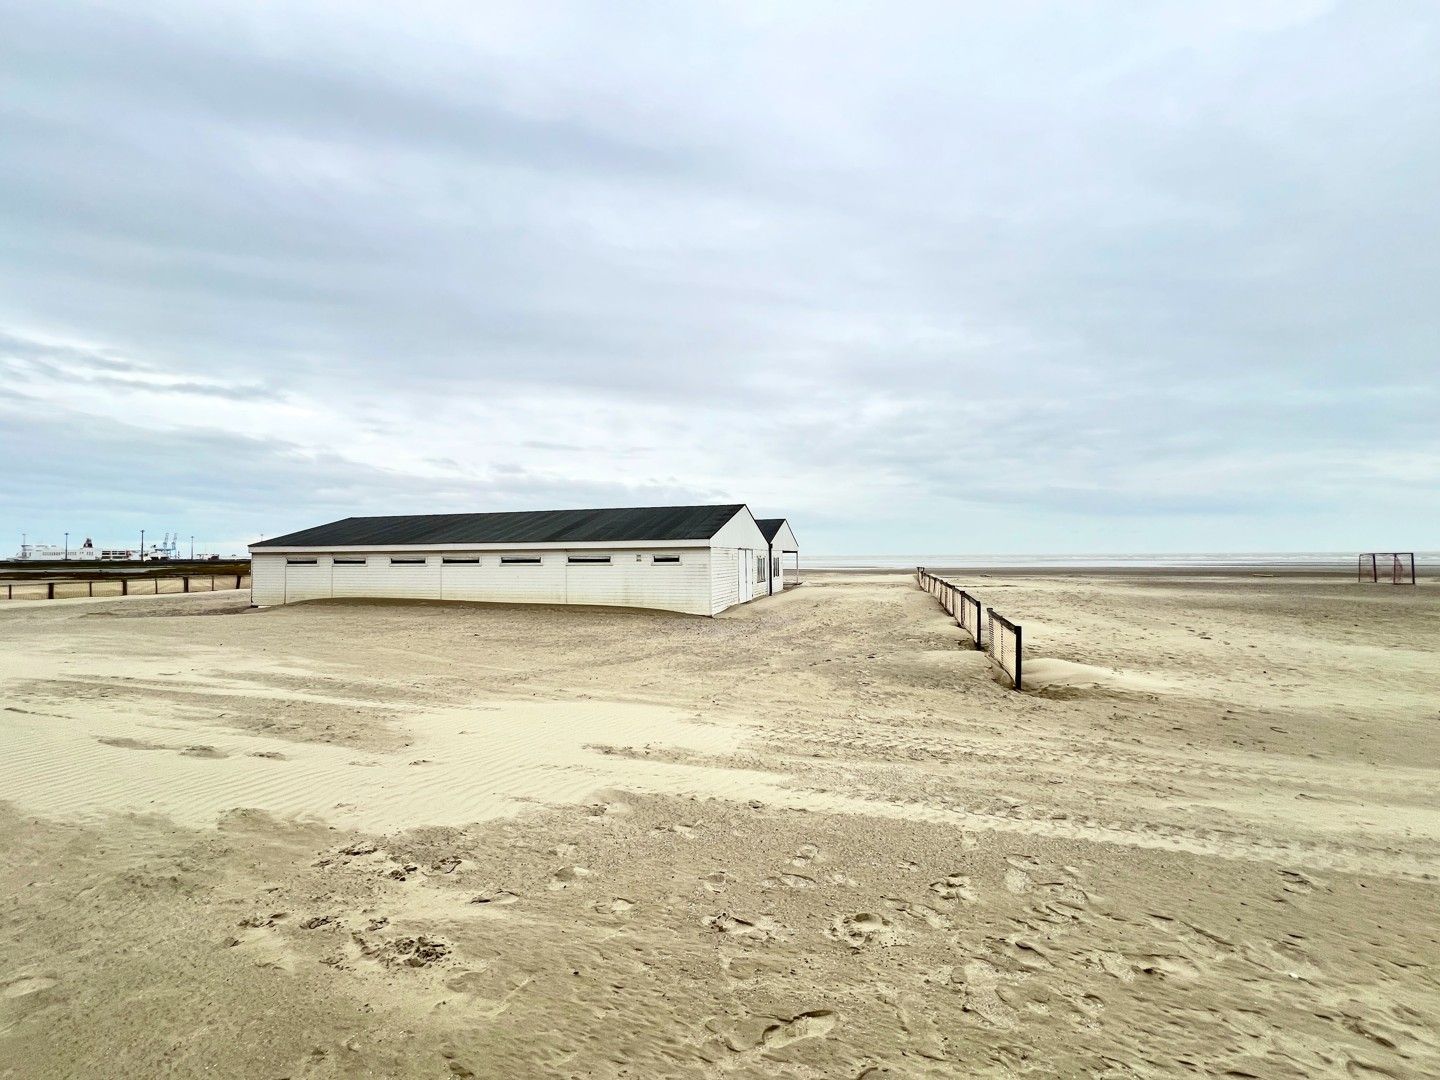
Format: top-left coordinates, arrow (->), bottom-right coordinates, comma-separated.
2,1 -> 1436,555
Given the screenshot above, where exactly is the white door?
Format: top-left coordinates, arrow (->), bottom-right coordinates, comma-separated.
283,560 -> 331,603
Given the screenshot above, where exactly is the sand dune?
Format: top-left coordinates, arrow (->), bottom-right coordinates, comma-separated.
0,697 -> 758,831
2,573 -> 1437,1077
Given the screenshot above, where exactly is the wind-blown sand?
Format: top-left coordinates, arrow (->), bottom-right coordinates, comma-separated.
1,573 -> 1436,1077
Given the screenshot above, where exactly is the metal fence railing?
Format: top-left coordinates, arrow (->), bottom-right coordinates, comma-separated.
915,566 -> 1021,690
2,573 -> 251,602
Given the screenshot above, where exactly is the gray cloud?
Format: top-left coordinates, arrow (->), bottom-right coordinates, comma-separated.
0,1 -> 1436,553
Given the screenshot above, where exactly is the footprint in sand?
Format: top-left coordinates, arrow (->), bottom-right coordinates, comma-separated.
889,900 -> 952,930
701,871 -> 729,892
597,897 -> 634,915
953,959 -> 1018,1029
761,1010 -> 837,1049
720,1009 -> 837,1053
1090,950 -> 1136,983
585,801 -> 632,823
997,935 -> 1054,972
762,873 -> 816,890
704,913 -> 781,941
547,866 -> 593,890
789,844 -> 821,868
1133,953 -> 1202,981
228,931 -> 298,973
828,912 -> 900,949
1278,868 -> 1319,895
652,822 -> 699,838
470,890 -> 519,906
2,974 -> 58,1000
929,874 -> 977,903
97,736 -> 228,759
98,736 -> 165,751
1003,868 -> 1033,894
180,745 -> 228,759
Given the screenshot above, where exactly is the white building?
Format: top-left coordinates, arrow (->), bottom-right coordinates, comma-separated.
756,518 -> 800,596
248,504 -> 797,616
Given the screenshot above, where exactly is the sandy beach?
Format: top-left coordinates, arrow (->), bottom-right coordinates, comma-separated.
1,571 -> 1436,1078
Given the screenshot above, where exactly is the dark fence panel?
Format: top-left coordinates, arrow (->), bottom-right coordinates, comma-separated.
986,609 -> 1023,690
1,573 -> 252,601
916,567 -> 1021,690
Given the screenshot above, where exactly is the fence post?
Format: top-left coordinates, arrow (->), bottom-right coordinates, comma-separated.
183,576 -> 190,593
122,579 -> 128,596
1014,624 -> 1023,691
236,574 -> 242,589
88,581 -> 93,597
154,579 -> 158,594
47,582 -> 55,600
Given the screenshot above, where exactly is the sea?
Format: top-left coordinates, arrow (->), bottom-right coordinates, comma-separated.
801,552 -> 1433,570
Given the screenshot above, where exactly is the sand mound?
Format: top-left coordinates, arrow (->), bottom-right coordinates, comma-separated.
1020,657 -> 1176,698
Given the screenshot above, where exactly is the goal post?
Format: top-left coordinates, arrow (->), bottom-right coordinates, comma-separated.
1358,553 -> 1416,585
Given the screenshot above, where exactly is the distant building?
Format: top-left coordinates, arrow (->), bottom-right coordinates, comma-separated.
755,518 -> 800,596
248,504 -> 798,615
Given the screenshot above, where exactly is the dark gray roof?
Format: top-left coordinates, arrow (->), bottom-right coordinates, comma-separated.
755,518 -> 788,542
252,504 -> 748,549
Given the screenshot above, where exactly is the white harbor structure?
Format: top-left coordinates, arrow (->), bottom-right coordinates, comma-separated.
248,504 -> 798,615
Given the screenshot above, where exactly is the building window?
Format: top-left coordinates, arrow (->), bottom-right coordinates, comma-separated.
390,557 -> 425,565
333,558 -> 366,565
568,555 -> 611,564
442,557 -> 481,564
652,555 -> 680,564
755,555 -> 765,583
771,556 -> 780,578
286,558 -> 318,565
500,556 -> 542,565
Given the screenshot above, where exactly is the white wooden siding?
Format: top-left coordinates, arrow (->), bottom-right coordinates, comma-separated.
709,508 -> 768,551
250,549 -> 713,615
283,559 -> 332,603
710,548 -> 740,614
439,554 -> 566,605
251,553 -> 286,606
769,521 -> 797,596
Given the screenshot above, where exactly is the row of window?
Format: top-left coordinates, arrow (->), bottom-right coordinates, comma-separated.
285,554 -> 684,567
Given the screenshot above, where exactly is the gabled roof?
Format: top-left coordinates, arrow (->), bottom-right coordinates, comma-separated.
755,518 -> 788,542
251,504 -> 748,549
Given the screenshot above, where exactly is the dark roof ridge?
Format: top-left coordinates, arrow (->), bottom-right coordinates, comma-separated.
252,503 -> 753,548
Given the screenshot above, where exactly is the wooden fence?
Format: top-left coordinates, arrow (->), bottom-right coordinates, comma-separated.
915,566 -> 1023,690
2,573 -> 251,601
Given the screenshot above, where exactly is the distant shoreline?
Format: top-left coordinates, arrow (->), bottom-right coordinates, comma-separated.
804,565 -> 1414,579
803,553 -> 1431,573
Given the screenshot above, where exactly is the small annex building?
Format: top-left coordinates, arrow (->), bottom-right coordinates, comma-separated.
755,518 -> 800,596
248,504 -> 796,616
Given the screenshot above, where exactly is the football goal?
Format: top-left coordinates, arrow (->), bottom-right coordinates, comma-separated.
1358,553 -> 1416,585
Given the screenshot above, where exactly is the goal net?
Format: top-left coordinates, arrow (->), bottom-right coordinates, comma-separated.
1358,553 -> 1416,585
